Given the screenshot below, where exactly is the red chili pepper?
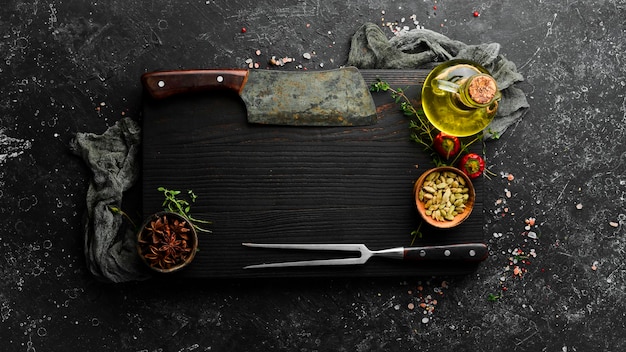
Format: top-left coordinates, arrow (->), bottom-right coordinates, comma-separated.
458,153 -> 485,179
432,132 -> 461,159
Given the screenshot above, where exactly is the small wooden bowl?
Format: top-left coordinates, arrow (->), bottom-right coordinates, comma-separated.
137,211 -> 198,273
413,166 -> 475,229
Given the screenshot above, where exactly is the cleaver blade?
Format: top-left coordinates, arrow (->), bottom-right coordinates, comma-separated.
141,67 -> 377,126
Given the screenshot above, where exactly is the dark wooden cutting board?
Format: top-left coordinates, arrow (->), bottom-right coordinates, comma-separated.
141,69 -> 485,279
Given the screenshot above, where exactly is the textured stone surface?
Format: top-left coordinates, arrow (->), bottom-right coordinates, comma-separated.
1,1 -> 625,351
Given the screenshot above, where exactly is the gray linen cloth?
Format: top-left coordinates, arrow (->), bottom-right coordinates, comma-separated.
70,117 -> 150,283
348,22 -> 529,139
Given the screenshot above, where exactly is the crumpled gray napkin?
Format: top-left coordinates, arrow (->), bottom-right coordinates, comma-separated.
348,22 -> 529,139
70,117 -> 151,283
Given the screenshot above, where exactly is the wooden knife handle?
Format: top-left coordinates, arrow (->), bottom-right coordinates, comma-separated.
403,243 -> 488,262
141,69 -> 249,99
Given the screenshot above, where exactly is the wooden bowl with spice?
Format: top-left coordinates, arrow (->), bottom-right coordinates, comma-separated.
137,211 -> 198,273
413,166 -> 475,229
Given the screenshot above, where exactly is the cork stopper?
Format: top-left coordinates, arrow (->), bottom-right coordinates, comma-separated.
467,75 -> 497,105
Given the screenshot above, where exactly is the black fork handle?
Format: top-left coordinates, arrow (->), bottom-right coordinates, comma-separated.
403,243 -> 488,262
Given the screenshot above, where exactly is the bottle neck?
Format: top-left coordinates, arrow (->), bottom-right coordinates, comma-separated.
457,74 -> 499,108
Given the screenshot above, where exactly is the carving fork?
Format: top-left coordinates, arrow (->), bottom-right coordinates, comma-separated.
242,243 -> 488,269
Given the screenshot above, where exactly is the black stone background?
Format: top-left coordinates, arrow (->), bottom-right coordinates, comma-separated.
1,0 -> 625,351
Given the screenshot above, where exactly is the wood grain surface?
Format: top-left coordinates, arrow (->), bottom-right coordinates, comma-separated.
142,69 -> 485,278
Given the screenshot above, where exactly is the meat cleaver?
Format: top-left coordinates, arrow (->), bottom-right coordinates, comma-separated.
141,67 -> 377,126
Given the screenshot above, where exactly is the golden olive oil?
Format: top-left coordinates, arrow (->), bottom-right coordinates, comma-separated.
422,60 -> 500,137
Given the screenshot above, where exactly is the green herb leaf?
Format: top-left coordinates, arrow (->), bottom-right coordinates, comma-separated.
157,187 -> 212,233
487,293 -> 502,302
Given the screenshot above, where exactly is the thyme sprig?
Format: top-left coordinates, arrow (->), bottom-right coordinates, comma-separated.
158,187 -> 212,233
370,80 -> 482,167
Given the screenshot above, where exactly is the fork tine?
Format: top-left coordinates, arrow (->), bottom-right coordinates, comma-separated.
242,243 -> 367,252
242,243 -> 370,269
243,257 -> 365,269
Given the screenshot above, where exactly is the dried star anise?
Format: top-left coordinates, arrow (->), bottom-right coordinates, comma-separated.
138,213 -> 196,271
